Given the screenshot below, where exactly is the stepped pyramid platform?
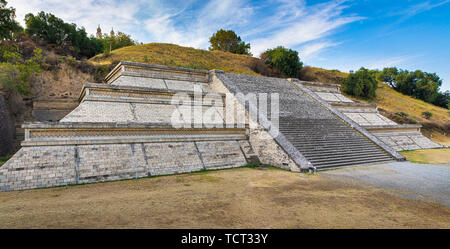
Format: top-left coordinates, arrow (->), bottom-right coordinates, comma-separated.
1,61 -> 404,191
301,80 -> 442,151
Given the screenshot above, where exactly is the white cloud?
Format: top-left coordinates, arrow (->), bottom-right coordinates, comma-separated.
300,41 -> 339,61
248,0 -> 364,56
143,0 -> 253,48
10,0 -> 360,56
12,0 -> 145,40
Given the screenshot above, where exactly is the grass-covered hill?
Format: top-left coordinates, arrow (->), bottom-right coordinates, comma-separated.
90,43 -> 279,76
90,43 -> 449,144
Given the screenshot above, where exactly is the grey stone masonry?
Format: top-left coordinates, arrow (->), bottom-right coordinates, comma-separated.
0,62 -> 251,191
0,140 -> 247,191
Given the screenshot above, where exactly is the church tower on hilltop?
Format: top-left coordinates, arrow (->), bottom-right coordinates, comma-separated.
110,27 -> 115,37
96,25 -> 102,39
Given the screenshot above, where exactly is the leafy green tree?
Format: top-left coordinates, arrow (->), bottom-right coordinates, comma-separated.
209,29 -> 251,55
0,0 -> 22,40
0,47 -> 42,95
343,67 -> 377,99
24,11 -> 103,58
377,67 -> 398,87
262,46 -> 303,77
393,69 -> 446,107
99,31 -> 136,54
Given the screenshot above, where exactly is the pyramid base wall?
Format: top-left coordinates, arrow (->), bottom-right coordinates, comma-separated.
0,140 -> 248,191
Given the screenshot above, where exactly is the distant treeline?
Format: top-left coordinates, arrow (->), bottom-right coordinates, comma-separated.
344,67 -> 449,109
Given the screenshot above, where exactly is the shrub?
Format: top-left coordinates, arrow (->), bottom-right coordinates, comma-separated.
261,46 -> 303,78
422,111 -> 432,119
343,67 -> 377,99
0,47 -> 42,95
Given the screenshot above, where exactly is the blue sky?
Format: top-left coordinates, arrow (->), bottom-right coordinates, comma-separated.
12,0 -> 450,90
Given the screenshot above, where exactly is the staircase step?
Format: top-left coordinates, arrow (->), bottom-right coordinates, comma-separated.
314,157 -> 392,169
308,153 -> 390,163
305,151 -> 389,160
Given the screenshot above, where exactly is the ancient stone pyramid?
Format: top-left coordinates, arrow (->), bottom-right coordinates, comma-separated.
1,61 -> 427,191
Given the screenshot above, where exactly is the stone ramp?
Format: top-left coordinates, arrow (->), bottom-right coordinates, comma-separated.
216,72 -> 397,169
300,80 -> 443,151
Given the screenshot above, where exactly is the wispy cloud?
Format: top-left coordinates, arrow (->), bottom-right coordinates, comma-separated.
367,55 -> 420,70
388,0 -> 450,21
300,41 -> 340,61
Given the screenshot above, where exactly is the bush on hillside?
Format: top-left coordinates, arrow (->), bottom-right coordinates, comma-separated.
422,111 -> 432,119
261,46 -> 303,78
0,46 -> 42,95
342,67 -> 377,99
209,29 -> 251,55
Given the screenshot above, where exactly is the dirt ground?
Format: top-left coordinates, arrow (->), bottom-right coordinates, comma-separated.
400,148 -> 450,164
0,167 -> 449,229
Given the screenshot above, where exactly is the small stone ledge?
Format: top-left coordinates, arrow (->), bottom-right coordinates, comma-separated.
364,124 -> 422,129
82,95 -> 225,107
21,134 -> 248,147
329,101 -> 378,108
299,80 -> 341,88
78,82 -> 225,102
22,121 -> 248,129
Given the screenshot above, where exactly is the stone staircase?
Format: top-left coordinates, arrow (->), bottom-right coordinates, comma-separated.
300,80 -> 442,151
279,117 -> 392,168
216,72 -> 400,171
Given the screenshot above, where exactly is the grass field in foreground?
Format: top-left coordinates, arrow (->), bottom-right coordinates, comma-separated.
0,167 -> 448,228
400,148 -> 450,164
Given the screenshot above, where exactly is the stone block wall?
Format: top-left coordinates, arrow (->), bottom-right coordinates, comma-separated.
209,71 -> 300,171
0,140 -> 248,191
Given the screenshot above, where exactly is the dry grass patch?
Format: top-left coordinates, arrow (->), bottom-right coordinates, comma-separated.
0,167 -> 449,229
400,148 -> 450,164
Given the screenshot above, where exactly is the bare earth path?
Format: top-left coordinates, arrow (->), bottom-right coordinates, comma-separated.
0,167 -> 449,228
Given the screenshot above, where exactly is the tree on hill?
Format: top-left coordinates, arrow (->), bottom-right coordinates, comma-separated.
24,11 -> 103,58
261,46 -> 303,78
377,67 -> 448,108
98,31 -> 137,54
377,67 -> 398,87
343,67 -> 377,99
0,0 -> 22,40
209,29 -> 251,55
